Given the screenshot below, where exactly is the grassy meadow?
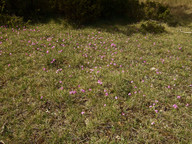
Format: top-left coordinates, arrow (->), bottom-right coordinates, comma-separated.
0,2 -> 192,144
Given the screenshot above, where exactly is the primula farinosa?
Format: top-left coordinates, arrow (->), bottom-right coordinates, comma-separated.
81,111 -> 85,115
155,110 -> 158,113
81,89 -> 85,93
173,104 -> 178,109
111,43 -> 116,47
98,80 -> 102,85
177,96 -> 181,99
69,90 -> 76,95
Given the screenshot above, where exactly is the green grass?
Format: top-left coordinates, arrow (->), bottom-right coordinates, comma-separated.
0,18 -> 192,143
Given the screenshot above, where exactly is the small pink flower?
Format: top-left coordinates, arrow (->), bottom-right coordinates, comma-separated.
155,110 -> 158,113
151,122 -> 155,125
98,80 -> 102,85
81,111 -> 85,115
128,93 -> 131,96
186,103 -> 189,107
40,96 -> 43,99
115,96 -> 118,99
173,104 -> 178,109
89,88 -> 92,91
104,104 -> 106,107
69,90 -> 76,95
177,96 -> 181,99
81,89 -> 85,93
60,87 -> 64,90
131,81 -> 133,83
105,93 -> 108,96
122,113 -> 125,116
8,64 -> 11,67
111,43 -> 116,47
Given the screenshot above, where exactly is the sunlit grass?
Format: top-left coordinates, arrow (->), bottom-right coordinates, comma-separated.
0,20 -> 192,143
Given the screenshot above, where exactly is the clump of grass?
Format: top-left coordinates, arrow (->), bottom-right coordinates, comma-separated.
140,20 -> 166,34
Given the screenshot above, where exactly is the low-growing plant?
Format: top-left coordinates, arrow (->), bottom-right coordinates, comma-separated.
140,20 -> 166,34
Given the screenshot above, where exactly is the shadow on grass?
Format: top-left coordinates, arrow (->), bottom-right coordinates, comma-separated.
81,18 -> 168,36
25,5 -> 192,36
86,19 -> 141,36
26,14 -> 64,25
